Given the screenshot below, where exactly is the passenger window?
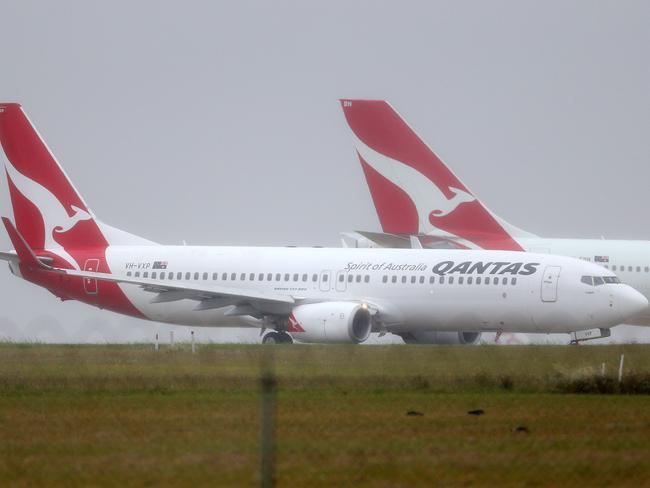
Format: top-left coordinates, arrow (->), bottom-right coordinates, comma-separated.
476,277 -> 481,285
467,277 -> 473,285
429,276 -> 435,284
312,274 -> 318,282
364,275 -> 370,283
213,273 -> 218,280
646,267 -> 649,273
502,277 -> 508,285
258,273 -> 264,281
637,267 -> 641,272
168,273 -> 173,281
143,272 -> 149,278
411,276 -> 416,284
355,275 -> 361,283
268,273 -> 273,281
594,276 -> 605,286
177,272 -> 182,280
439,276 -> 444,284
293,273 -> 299,282
347,274 -> 353,283
402,276 -> 407,284
231,273 -> 236,281
284,274 -> 290,281
628,266 -> 633,272
127,271 -> 132,277
185,272 -> 191,280
276,273 -> 281,281
151,272 -> 157,279
160,272 -> 165,279
382,275 -> 388,283
339,274 -> 345,282
493,277 -> 499,285
612,265 -> 617,271
511,277 -> 517,285
419,276 -> 425,284
322,274 -> 328,282
448,277 -> 454,284
250,273 -> 255,281
194,272 -> 199,280
581,276 -> 593,286
222,273 -> 227,280
202,273 -> 207,280
458,277 -> 464,285
392,276 -> 397,283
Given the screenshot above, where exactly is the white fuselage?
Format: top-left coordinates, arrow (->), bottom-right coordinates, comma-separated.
94,246 -> 644,334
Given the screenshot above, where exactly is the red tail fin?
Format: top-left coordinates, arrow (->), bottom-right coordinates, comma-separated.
340,99 -> 524,251
0,103 -> 108,268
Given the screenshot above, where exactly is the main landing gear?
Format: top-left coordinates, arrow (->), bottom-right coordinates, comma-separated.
261,331 -> 293,344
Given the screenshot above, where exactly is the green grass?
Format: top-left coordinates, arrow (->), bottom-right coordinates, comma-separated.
0,344 -> 649,487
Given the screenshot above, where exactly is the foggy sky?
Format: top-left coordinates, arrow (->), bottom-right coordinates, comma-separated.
1,1 -> 649,343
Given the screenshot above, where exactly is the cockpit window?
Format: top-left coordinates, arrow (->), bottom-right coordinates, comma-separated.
582,275 -> 621,286
581,276 -> 593,286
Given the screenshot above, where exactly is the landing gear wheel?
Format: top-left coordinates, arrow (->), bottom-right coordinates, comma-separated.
262,332 -> 282,344
262,331 -> 294,344
278,332 -> 293,344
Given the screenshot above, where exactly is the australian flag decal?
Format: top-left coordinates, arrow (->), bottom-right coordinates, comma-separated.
152,261 -> 168,269
594,256 -> 609,263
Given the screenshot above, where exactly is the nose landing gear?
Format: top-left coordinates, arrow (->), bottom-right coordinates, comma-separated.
261,331 -> 294,344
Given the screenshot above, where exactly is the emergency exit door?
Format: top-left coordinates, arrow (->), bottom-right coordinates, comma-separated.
541,266 -> 561,302
83,259 -> 100,295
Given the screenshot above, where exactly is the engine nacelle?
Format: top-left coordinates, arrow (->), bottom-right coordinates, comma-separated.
288,302 -> 372,344
398,331 -> 481,345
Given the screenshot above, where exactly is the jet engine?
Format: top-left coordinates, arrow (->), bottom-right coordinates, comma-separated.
289,302 -> 372,344
397,331 -> 481,345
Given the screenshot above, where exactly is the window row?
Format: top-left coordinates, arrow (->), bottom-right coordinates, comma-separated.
604,265 -> 650,273
381,275 -> 517,286
126,270 -> 323,282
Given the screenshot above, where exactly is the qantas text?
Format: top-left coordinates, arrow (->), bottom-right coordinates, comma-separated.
431,261 -> 539,276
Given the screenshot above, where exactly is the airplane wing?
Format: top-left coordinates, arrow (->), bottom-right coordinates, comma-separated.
0,251 -> 17,261
60,268 -> 295,316
353,230 -> 468,250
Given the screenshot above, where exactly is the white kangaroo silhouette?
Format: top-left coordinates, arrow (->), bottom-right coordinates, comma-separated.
3,156 -> 92,269
354,137 -> 476,234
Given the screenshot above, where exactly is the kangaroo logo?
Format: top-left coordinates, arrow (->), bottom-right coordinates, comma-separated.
4,156 -> 92,269
354,137 -> 476,234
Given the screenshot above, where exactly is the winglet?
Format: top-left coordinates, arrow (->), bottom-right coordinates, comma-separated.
1,217 -> 52,270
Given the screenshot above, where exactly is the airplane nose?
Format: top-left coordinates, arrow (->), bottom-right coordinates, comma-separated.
617,285 -> 649,319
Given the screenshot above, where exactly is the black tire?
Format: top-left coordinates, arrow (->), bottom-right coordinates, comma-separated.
262,332 -> 282,344
278,332 -> 293,344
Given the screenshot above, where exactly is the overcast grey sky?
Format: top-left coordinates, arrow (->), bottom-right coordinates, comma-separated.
1,1 -> 649,343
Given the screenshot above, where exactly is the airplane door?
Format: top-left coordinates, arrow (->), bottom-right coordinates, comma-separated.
83,258 -> 100,295
335,271 -> 348,292
541,266 -> 561,302
319,271 -> 331,292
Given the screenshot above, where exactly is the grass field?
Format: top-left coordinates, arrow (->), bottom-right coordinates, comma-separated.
0,343 -> 649,487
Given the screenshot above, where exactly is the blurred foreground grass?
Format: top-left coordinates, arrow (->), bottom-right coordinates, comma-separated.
0,344 -> 649,487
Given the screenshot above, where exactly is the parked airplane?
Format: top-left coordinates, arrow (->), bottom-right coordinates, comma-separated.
0,103 -> 646,344
340,99 -> 650,339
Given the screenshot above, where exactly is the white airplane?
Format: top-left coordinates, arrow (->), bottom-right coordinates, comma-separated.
0,103 -> 646,345
340,99 -> 650,341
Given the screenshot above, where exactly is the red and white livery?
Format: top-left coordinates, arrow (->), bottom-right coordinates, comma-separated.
1,103 -> 647,344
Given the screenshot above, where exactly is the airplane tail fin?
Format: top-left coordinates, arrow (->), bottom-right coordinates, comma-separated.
339,99 -> 535,251
0,103 -> 153,268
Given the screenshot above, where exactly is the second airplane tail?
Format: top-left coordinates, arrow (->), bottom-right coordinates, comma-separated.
340,99 -> 533,251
